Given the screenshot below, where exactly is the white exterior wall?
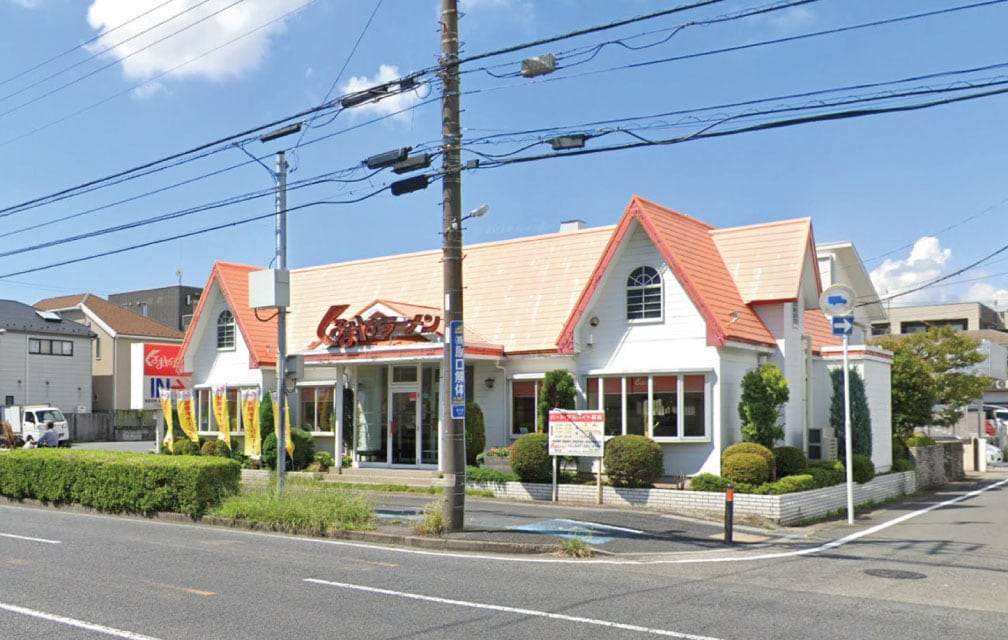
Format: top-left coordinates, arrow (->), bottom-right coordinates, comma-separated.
189,290 -> 265,390
819,347 -> 893,471
571,227 -> 722,476
16,333 -> 93,413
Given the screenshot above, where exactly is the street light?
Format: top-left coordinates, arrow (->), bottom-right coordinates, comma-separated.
240,122 -> 302,496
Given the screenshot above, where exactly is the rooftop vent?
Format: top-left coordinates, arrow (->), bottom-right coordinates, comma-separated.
559,219 -> 586,233
35,310 -> 61,322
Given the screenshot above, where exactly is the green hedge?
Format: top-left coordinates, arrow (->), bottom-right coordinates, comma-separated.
509,432 -> 550,482
722,452 -> 769,485
604,435 -> 664,488
0,449 -> 240,517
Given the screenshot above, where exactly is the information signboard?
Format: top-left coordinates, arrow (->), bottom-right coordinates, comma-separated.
450,320 -> 465,420
548,409 -> 605,457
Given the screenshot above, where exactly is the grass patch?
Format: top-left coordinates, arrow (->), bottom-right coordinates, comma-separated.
212,487 -> 375,534
557,537 -> 593,558
412,501 -> 444,537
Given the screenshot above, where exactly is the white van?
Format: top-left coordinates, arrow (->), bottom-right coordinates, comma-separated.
2,405 -> 70,446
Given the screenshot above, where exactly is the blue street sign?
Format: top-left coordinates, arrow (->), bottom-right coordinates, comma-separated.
450,320 -> 465,419
832,315 -> 854,336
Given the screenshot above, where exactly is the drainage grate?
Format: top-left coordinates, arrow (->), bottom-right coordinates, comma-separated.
864,569 -> 927,580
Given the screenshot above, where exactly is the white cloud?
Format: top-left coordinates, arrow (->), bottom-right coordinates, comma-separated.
339,65 -> 421,123
85,0 -> 307,89
870,236 -> 951,306
965,281 -> 1008,311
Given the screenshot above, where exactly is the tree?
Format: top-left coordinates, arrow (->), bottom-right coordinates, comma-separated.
875,326 -> 989,428
829,367 -> 872,457
887,350 -> 937,442
737,363 -> 789,449
537,369 -> 576,433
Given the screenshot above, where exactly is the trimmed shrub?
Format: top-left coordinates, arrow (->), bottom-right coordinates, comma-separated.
603,434 -> 664,488
688,473 -> 730,492
465,402 -> 486,466
850,453 -> 875,484
722,452 -> 769,485
262,428 -> 315,471
807,461 -> 845,488
773,446 -> 807,478
509,432 -> 551,483
722,442 -> 775,468
891,456 -> 915,472
760,474 -> 817,495
172,439 -> 201,456
466,466 -> 518,483
200,439 -> 232,458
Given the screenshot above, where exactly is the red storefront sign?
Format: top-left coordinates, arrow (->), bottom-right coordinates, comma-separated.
144,343 -> 183,375
315,304 -> 441,348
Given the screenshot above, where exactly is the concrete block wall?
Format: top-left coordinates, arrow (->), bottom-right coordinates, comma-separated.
470,471 -> 917,525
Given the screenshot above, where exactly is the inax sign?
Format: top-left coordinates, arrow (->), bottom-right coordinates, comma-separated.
133,343 -> 191,409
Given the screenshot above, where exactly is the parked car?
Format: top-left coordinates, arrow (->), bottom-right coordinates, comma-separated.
987,442 -> 1004,464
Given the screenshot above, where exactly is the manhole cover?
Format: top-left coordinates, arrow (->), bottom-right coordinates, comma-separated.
864,569 -> 927,580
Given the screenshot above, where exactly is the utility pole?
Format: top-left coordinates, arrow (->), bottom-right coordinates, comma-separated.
274,150 -> 289,496
440,0 -> 465,532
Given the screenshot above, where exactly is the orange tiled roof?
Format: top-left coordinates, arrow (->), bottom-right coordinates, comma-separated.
35,293 -> 183,340
712,217 -> 815,303
560,196 -> 779,350
180,262 -> 276,369
289,226 -> 614,355
803,309 -> 843,353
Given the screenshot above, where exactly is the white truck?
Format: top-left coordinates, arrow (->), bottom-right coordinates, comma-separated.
0,405 -> 70,447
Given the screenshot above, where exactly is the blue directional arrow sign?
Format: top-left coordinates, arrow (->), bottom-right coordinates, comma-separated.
832,315 -> 854,336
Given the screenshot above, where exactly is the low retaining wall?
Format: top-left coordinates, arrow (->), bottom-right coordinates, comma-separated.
469,471 -> 917,526
908,442 -> 964,489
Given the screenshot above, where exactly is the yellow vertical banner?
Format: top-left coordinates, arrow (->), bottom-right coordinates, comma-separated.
159,389 -> 174,450
285,396 -> 294,459
176,390 -> 199,443
212,384 -> 231,448
241,389 -> 261,458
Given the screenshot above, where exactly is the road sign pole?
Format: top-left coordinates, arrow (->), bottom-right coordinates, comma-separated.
843,332 -> 854,524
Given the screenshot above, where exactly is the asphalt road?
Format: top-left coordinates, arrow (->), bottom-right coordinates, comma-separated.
2,474 -> 1006,639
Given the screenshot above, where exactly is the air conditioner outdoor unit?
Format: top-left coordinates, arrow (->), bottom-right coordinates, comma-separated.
807,429 -> 839,461
823,436 -> 838,462
995,379 -> 1008,390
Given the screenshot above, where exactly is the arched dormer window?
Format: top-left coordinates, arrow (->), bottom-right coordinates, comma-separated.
217,310 -> 236,350
626,266 -> 662,320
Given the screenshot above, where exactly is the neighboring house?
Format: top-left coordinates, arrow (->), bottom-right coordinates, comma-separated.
0,299 -> 95,413
34,294 -> 184,412
108,285 -> 203,332
180,196 -> 893,475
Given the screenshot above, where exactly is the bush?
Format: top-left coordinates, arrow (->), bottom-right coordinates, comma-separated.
773,446 -> 807,478
905,433 -> 936,447
807,461 -> 845,488
722,452 -> 769,485
722,442 -> 775,468
262,428 -> 315,471
850,453 -> 875,484
200,439 -> 232,458
891,456 -> 915,472
509,432 -> 550,483
465,402 -> 485,466
172,439 -> 201,456
759,474 -> 817,495
688,473 -> 730,492
466,466 -> 518,483
603,435 -> 664,488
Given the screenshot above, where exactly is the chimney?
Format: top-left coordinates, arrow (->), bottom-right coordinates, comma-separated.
559,219 -> 586,233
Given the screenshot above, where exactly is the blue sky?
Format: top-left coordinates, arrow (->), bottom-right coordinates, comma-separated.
1,0 -> 1007,311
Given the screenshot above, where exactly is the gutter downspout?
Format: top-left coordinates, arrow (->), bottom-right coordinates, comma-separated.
802,334 -> 812,455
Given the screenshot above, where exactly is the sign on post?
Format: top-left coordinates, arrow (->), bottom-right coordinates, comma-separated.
450,320 -> 465,420
548,410 -> 605,457
831,315 -> 854,336
819,283 -> 856,525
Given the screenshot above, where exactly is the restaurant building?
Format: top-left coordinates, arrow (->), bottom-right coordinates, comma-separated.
178,196 -> 892,476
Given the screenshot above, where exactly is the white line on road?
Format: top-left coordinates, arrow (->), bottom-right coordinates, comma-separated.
305,578 -> 724,639
0,602 -> 163,639
0,532 -> 61,544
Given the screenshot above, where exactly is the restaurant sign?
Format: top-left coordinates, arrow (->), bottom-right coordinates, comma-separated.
315,304 -> 441,348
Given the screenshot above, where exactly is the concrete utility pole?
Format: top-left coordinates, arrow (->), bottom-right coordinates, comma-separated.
274,150 -> 289,496
440,0 -> 466,532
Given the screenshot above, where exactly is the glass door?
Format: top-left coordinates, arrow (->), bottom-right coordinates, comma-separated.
390,389 -> 417,464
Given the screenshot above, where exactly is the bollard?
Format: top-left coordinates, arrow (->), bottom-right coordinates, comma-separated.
724,483 -> 734,545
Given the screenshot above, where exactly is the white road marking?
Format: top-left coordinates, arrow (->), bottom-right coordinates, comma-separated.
0,532 -> 61,544
305,578 -> 724,639
0,602 -> 163,639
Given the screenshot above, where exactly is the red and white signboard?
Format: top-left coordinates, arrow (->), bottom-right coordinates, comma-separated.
548,409 -> 605,457
140,343 -> 190,409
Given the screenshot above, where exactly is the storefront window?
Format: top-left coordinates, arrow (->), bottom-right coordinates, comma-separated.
586,373 -> 709,440
196,388 -> 210,431
511,380 -> 539,435
300,386 -> 334,432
